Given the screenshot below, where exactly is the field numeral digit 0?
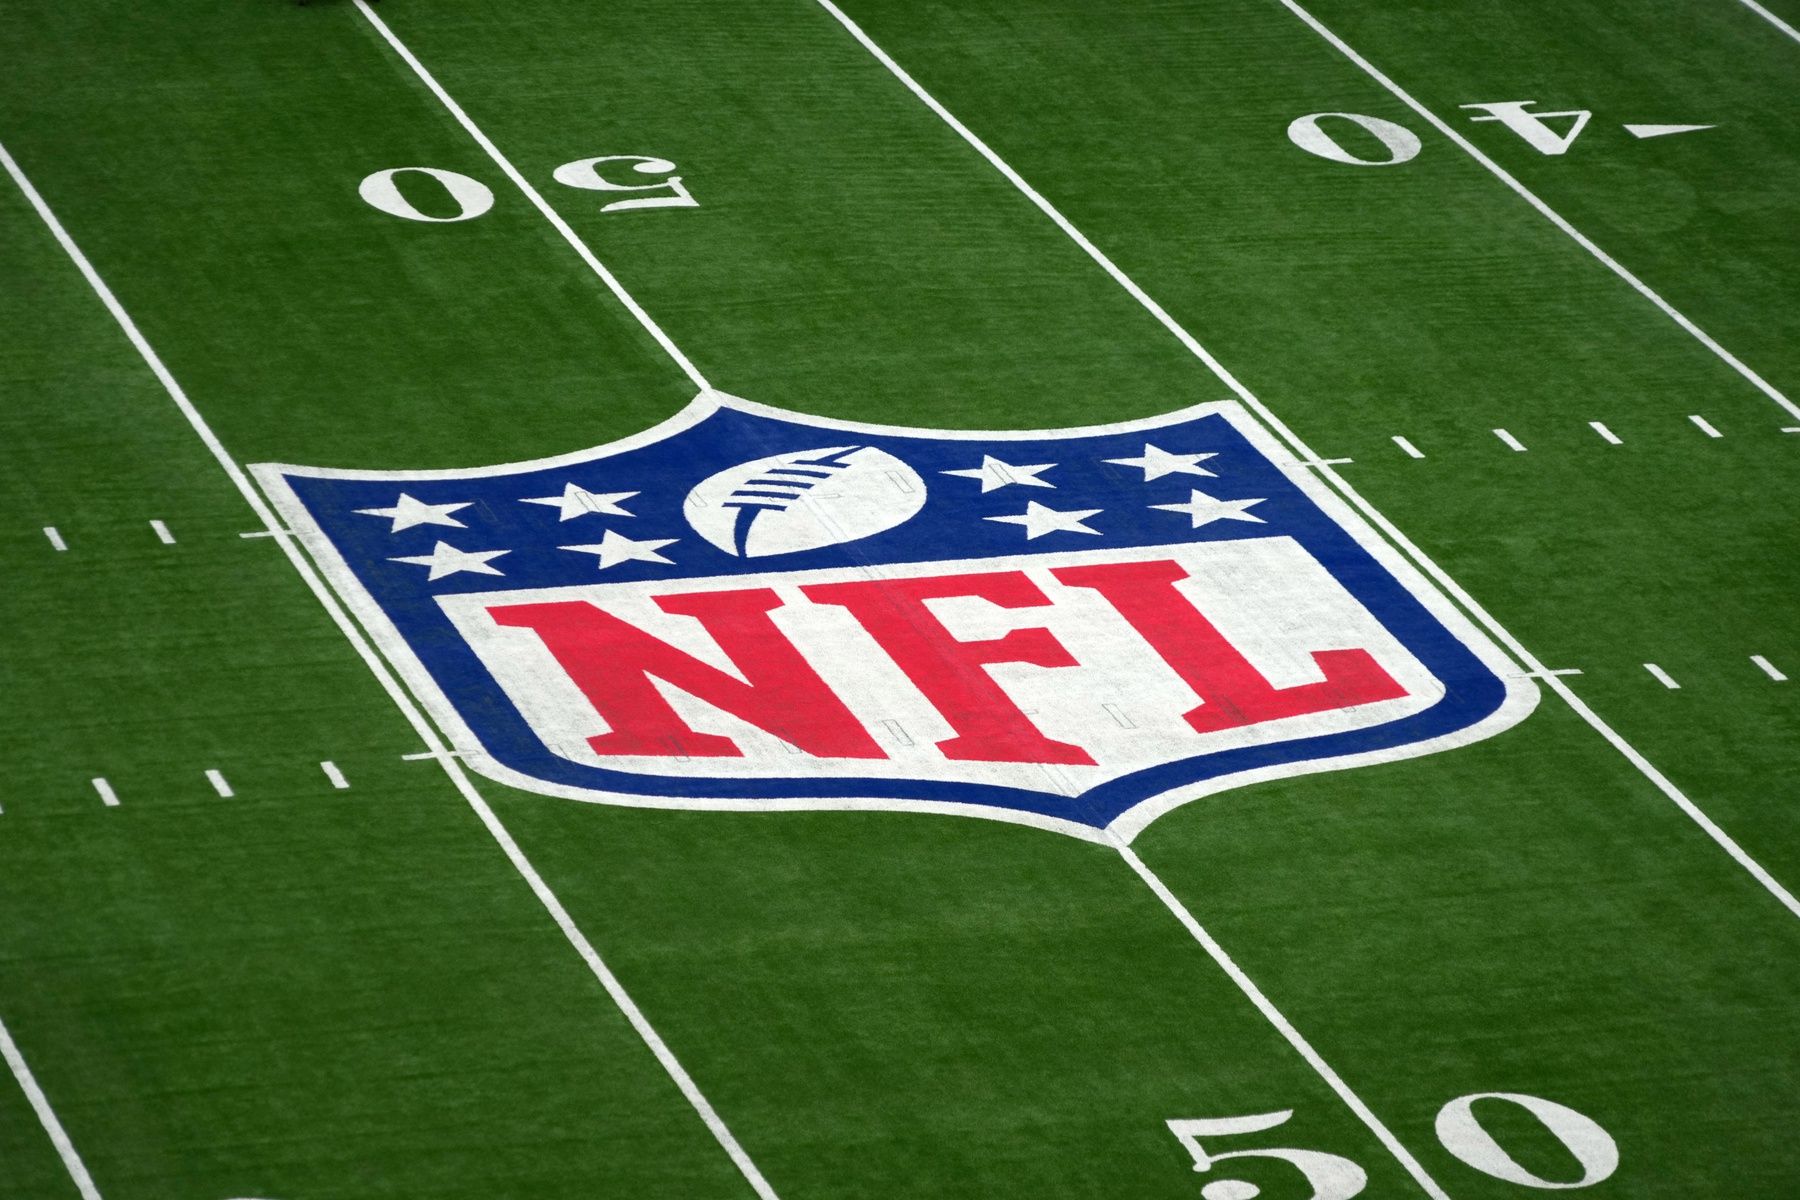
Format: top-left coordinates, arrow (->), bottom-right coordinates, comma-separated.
357,155 -> 695,222
1168,1092 -> 1617,1197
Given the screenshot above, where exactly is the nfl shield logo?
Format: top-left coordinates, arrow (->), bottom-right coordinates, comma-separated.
254,393 -> 1535,842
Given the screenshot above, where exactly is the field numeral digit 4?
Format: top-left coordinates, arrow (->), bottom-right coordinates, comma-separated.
1169,1092 -> 1617,1197
358,155 -> 695,222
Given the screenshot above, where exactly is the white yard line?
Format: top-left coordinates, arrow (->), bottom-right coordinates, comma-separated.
0,1015 -> 104,1200
1689,414 -> 1723,438
91,778 -> 119,807
1392,435 -> 1425,459
810,0 -> 1800,934
205,769 -> 235,798
1492,428 -> 1527,452
1644,663 -> 1682,690
1589,421 -> 1623,445
349,0 -> 710,393
43,526 -> 67,551
1737,0 -> 1800,43
0,136 -> 780,1200
1273,0 -> 1800,425
149,519 -> 176,544
1751,655 -> 1787,682
320,760 -> 351,789
1116,841 -> 1452,1199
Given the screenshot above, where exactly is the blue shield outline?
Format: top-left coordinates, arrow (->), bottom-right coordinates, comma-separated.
252,391 -> 1537,844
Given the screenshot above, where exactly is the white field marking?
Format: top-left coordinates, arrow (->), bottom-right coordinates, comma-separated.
1493,428 -> 1527,452
206,769 -> 235,797
1116,841 -> 1452,1200
1273,1 -> 1800,424
817,5 -> 1456,1193
1644,663 -> 1682,690
1622,123 -> 1715,140
91,777 -> 119,807
348,1 -> 709,393
321,760 -> 351,789
239,528 -> 290,538
42,526 -> 67,551
0,1015 -> 103,1200
0,135 -> 781,1200
1784,427 -> 1800,434
401,747 -> 463,762
1289,455 -> 1354,468
1392,435 -> 1425,459
1518,667 -> 1583,679
1689,414 -> 1724,438
1737,0 -> 1800,44
812,0 -> 1800,926
1589,421 -> 1623,445
1751,655 -> 1788,682
149,519 -> 175,544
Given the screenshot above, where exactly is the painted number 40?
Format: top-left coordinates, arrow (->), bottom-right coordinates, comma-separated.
1169,1092 -> 1617,1198
357,155 -> 697,223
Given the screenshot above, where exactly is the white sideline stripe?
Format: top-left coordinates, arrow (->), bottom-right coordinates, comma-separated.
811,0 -> 1800,934
1589,420 -> 1623,445
1391,435 -> 1425,459
321,760 -> 350,789
1784,427 -> 1800,434
150,519 -> 175,544
206,769 -> 234,798
1493,428 -> 1527,452
1737,0 -> 1800,43
91,778 -> 118,807
349,1 -> 710,393
1751,655 -> 1788,682
43,526 -> 67,551
1116,842 -> 1452,1200
0,1015 -> 103,1200
1644,663 -> 1682,690
1275,0 -> 1800,424
1688,414 -> 1723,438
817,4 -> 1454,1193
0,115 -> 781,1200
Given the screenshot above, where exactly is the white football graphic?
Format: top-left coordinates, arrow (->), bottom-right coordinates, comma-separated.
684,445 -> 927,557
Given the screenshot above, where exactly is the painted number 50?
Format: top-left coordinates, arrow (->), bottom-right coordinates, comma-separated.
1169,1092 -> 1618,1197
358,154 -> 696,223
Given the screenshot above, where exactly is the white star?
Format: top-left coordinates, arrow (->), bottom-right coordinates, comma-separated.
1105,443 -> 1218,481
522,483 -> 639,521
1151,489 -> 1267,529
389,541 -> 509,581
561,529 -> 678,569
985,501 -> 1102,539
356,493 -> 472,532
941,455 -> 1058,492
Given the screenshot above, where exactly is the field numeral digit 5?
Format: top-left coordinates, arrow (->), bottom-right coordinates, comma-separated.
1169,1092 -> 1617,1196
357,155 -> 696,222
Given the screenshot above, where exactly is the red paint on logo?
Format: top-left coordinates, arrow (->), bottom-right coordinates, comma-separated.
489,590 -> 887,760
1051,559 -> 1406,733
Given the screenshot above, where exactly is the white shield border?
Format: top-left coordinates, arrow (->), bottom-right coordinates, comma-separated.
252,390 -> 1538,845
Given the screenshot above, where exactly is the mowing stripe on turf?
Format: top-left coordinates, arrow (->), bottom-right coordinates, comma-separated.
0,1015 -> 102,1200
0,136 -> 783,1200
1736,0 -> 1800,43
808,0 -> 1800,931
1273,0 -> 1800,424
348,0 -> 709,393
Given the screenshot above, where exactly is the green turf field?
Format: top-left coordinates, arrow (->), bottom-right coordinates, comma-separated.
2,2 -> 1797,1197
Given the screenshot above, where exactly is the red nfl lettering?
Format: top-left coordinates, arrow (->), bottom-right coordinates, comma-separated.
1051,559 -> 1407,732
488,590 -> 887,760
802,570 -> 1096,767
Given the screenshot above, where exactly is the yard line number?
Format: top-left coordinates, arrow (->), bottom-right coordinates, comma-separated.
1288,101 -> 1712,165
1169,1092 -> 1617,1197
358,155 -> 695,222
